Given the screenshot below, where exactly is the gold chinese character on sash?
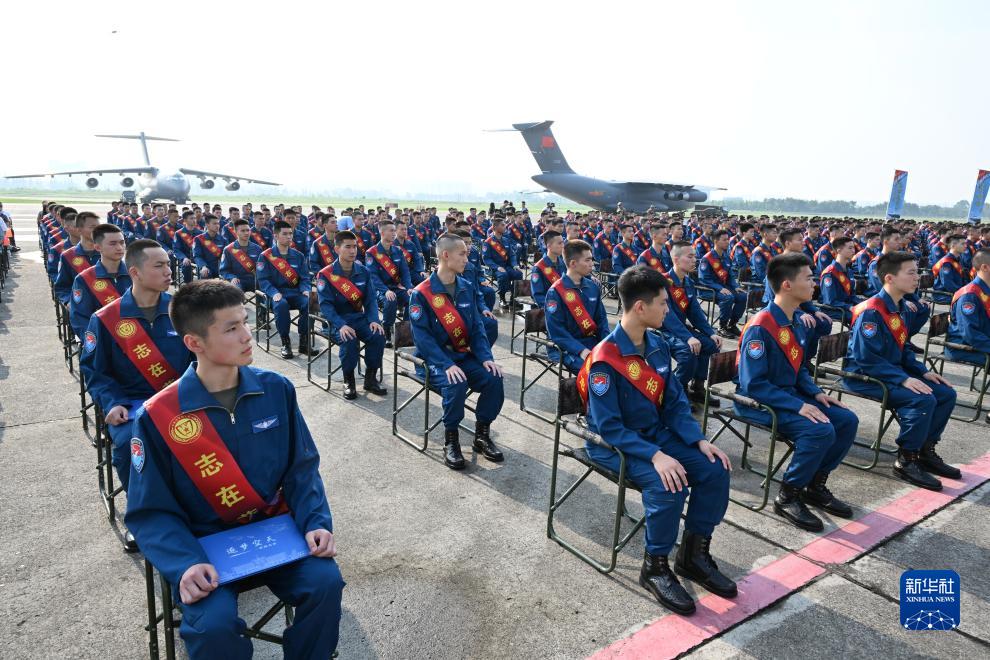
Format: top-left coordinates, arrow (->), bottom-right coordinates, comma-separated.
132,343 -> 152,359
574,307 -> 583,317
646,378 -> 658,394
790,346 -> 800,361
148,362 -> 167,378
581,318 -> 592,329
443,312 -> 455,324
216,484 -> 245,508
453,327 -> 463,337
195,452 -> 224,478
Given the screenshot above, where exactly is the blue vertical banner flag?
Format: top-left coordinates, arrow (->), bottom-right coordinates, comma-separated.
967,169 -> 990,224
886,169 -> 909,219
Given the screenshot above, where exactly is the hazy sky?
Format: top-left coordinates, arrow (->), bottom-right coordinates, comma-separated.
3,1 -> 986,204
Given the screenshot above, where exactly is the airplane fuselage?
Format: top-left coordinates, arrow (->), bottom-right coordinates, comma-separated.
136,169 -> 192,204
532,173 -> 707,214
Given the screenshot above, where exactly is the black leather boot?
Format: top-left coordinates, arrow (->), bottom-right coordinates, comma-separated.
918,442 -> 961,479
385,327 -> 393,349
774,482 -> 824,531
363,372 -> 387,395
640,552 -> 695,615
342,372 -> 357,400
801,471 -> 854,518
688,380 -> 719,407
673,530 -> 737,598
280,336 -> 294,359
473,421 -> 504,462
298,334 -> 318,357
444,429 -> 465,470
894,449 -> 943,490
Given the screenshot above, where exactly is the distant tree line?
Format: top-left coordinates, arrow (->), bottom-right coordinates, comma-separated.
716,196 -> 982,220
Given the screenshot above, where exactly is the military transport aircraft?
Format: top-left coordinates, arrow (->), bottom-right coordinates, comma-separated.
4,132 -> 280,204
494,121 -> 724,214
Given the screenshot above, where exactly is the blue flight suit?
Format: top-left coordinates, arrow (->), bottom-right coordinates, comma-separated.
850,248 -> 876,278
366,242 -> 413,332
193,232 -> 227,279
586,324 -> 729,556
544,275 -> 610,373
929,241 -> 948,265
698,249 -> 746,326
468,245 -> 497,310
308,234 -> 338,274
292,226 -> 310,253
593,232 -> 616,264
529,254 -> 566,307
156,223 -> 182,278
731,242 -> 753,275
462,257 -> 498,345
54,244 -> 100,304
735,303 -> 859,487
80,290 -> 193,489
256,245 -> 312,341
69,263 -> 132,340
610,242 -> 638,277
506,223 -> 528,263
46,237 -> 75,283
659,243 -> 675,272
482,233 -> 522,297
866,256 -> 930,335
842,291 -> 956,451
760,268 -> 832,360
173,227 -> 202,283
316,261 -> 385,375
125,365 -> 344,660
399,238 -> 426,285
219,241 -> 263,292
635,246 -> 667,272
749,243 -> 776,286
946,277 -> 990,365
932,254 -> 966,304
250,226 -> 273,251
408,272 -> 504,430
819,262 -> 863,322
660,270 -> 719,389
693,235 -> 713,259
352,228 -> 375,258
802,236 -> 827,262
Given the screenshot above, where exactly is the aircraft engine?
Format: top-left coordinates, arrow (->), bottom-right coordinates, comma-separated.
685,190 -> 708,203
120,177 -> 134,188
85,177 -> 99,189
200,179 -> 215,189
225,181 -> 240,191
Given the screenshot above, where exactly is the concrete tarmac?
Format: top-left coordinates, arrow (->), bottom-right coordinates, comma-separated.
0,203 -> 987,659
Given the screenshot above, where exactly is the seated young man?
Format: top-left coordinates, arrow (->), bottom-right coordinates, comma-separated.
316,230 -> 388,400
736,253 -> 859,531
582,265 -> 735,615
819,236 -> 863,324
843,251 -> 960,490
948,248 -> 990,423
69,223 -> 131,340
698,229 -> 747,338
931,234 -> 968,304
455,230 -> 499,346
409,233 -> 505,470
54,211 -> 102,304
545,239 -> 610,374
482,217 -> 523,308
257,220 -> 317,359
366,219 -> 413,345
529,230 -> 566,308
219,219 -> 262,292
125,280 -> 344,660
192,214 -> 227,279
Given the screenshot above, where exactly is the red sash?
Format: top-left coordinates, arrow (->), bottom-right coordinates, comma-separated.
822,263 -> 851,296
704,252 -> 729,284
179,230 -> 197,249
64,246 -> 92,276
932,255 -> 963,279
509,224 -> 524,242
643,248 -> 664,271
851,297 -> 907,350
549,279 -> 598,337
596,233 -> 613,254
535,257 -> 561,285
353,232 -> 368,253
735,242 -> 752,260
694,236 -> 712,254
251,230 -> 269,249
144,387 -> 287,524
319,266 -> 364,311
415,279 -> 470,352
262,249 -> 299,286
95,300 -> 179,390
738,310 -> 804,374
576,340 -> 666,409
198,235 -> 223,258
161,224 -> 178,243
368,245 -> 399,283
951,282 -> 990,318
663,271 -> 691,314
226,245 -> 256,273
617,243 -> 636,263
79,266 -> 121,307
316,237 -> 337,267
486,236 -> 508,261
398,243 -> 413,265
815,244 -> 835,265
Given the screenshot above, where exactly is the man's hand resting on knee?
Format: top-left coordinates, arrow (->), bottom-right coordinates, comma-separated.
179,563 -> 219,605
306,529 -> 337,558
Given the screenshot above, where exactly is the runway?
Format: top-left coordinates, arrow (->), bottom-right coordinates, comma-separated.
0,202 -> 987,659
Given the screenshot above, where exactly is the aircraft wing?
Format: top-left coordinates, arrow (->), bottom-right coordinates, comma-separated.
5,166 -> 155,178
179,168 -> 281,186
623,181 -> 726,192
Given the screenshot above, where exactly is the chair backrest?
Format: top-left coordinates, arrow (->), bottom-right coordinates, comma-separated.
816,330 -> 849,365
513,278 -> 532,298
746,288 -> 763,308
707,350 -> 738,386
557,377 -> 585,416
854,278 -> 869,295
738,266 -> 753,283
394,319 -> 415,349
599,258 -> 613,274
525,307 -> 546,334
919,273 -> 934,290
928,311 -> 949,338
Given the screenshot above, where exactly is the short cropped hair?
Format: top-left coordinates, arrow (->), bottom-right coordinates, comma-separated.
273,220 -> 292,233
542,230 -> 562,245
880,226 -> 901,242
233,218 -> 249,228
830,236 -> 853,251
334,230 -> 356,247
739,223 -> 755,233
767,253 -> 812,293
618,265 -> 670,310
125,239 -> 164,270
563,239 -> 592,264
92,223 -> 123,243
436,232 -> 465,255
170,280 -> 245,338
973,248 -> 990,269
713,229 -> 730,240
779,228 -> 802,246
670,240 -> 693,257
876,251 -> 916,283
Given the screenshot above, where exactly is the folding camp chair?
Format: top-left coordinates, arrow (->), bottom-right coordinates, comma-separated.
509,278 -> 536,356
253,291 -> 310,355
547,377 -> 646,573
922,312 -> 989,422
518,307 -> 565,425
305,311 -> 376,393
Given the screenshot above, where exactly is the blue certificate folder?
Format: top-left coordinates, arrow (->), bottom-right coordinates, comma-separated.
198,514 -> 310,585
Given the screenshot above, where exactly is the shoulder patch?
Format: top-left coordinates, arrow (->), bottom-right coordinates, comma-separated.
961,301 -> 976,315
317,277 -> 327,291
746,339 -> 765,359
546,299 -> 558,313
822,275 -> 833,287
862,321 -> 878,338
531,272 -> 540,282
589,371 -> 610,396
256,260 -> 264,271
83,330 -> 97,353
72,288 -> 83,304
130,438 -> 145,473
409,304 -> 423,321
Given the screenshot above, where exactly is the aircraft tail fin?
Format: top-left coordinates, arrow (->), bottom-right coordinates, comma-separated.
95,132 -> 179,166
510,121 -> 574,174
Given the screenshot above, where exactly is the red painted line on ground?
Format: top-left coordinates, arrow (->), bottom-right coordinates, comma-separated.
590,451 -> 990,660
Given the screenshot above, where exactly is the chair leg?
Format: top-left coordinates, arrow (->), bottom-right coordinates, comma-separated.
146,560 -> 160,660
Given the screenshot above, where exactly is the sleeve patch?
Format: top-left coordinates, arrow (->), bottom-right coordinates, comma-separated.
589,371 -> 610,396
746,339 -> 765,359
862,321 -> 878,338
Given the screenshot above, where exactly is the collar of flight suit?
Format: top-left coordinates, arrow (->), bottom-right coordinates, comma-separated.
175,364 -> 265,414
611,321 -> 664,360
118,287 -> 171,320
